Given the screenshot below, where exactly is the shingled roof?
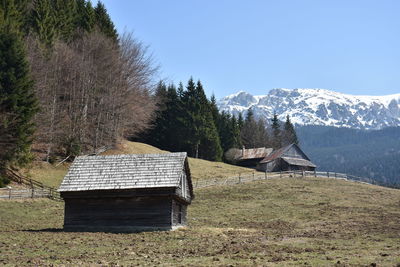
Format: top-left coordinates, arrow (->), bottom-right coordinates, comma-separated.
281,157 -> 316,168
260,144 -> 308,163
231,147 -> 272,161
58,152 -> 191,193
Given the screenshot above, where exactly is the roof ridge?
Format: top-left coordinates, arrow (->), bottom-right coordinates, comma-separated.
76,152 -> 187,160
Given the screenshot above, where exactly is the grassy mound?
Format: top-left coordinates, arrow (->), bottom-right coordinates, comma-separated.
1,177 -> 399,265
24,140 -> 255,188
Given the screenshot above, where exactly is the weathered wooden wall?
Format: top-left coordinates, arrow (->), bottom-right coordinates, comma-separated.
64,195 -> 173,231
171,199 -> 187,227
282,146 -> 309,160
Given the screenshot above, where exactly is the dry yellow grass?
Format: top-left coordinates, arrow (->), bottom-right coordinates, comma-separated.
1,177 -> 399,265
188,157 -> 255,181
26,140 -> 256,187
101,140 -> 168,155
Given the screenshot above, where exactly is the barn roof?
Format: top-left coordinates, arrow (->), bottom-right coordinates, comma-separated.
281,157 -> 316,168
58,152 -> 191,193
259,144 -> 293,163
233,147 -> 272,161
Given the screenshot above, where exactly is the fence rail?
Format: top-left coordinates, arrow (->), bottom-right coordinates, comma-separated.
1,168 -> 376,200
193,170 -> 375,189
2,168 -> 62,201
0,188 -> 53,199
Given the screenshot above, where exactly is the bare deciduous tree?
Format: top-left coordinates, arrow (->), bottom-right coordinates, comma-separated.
26,30 -> 158,160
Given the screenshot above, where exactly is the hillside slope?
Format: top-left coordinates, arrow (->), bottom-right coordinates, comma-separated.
297,125 -> 400,186
25,140 -> 256,188
1,177 -> 399,265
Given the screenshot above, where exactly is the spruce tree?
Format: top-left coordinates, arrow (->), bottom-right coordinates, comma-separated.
271,113 -> 282,149
30,0 -> 56,48
180,79 -> 222,160
53,0 -> 77,42
0,30 -> 38,182
230,115 -> 241,148
94,1 -> 118,41
237,112 -> 244,130
180,77 -> 200,156
145,81 -> 168,148
255,118 -> 269,147
164,84 -> 185,151
0,0 -> 24,32
76,0 -> 95,33
209,94 -> 219,123
240,108 -> 258,148
283,115 -> 299,145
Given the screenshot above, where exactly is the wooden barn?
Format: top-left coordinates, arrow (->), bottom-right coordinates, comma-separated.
231,146 -> 273,168
58,152 -> 194,232
256,143 -> 316,172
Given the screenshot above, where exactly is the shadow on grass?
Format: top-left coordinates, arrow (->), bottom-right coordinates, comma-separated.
22,228 -> 64,233
22,226 -> 182,234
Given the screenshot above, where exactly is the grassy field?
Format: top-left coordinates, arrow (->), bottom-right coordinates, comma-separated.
1,177 -> 400,266
24,140 -> 255,188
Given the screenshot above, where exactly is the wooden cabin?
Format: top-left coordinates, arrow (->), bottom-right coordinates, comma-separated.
257,144 -> 316,172
231,146 -> 273,168
58,152 -> 194,232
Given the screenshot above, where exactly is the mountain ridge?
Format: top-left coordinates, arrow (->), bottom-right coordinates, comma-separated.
218,88 -> 400,129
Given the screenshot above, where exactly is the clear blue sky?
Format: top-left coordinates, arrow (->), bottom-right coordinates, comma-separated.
102,0 -> 400,99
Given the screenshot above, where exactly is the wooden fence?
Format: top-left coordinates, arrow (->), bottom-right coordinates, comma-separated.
1,168 -> 376,199
193,170 -> 375,189
0,187 -> 54,199
1,168 -> 61,201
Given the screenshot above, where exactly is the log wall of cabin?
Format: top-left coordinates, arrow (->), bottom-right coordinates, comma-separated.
283,145 -> 309,160
63,195 -> 173,231
171,199 -> 187,226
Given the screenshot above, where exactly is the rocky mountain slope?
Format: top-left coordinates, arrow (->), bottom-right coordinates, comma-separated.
218,88 -> 400,129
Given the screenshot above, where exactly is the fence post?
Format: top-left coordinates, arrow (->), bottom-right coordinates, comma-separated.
30,179 -> 34,198
314,170 -> 317,177
280,171 -> 282,179
265,171 -> 267,179
239,173 -> 241,183
302,171 -> 304,178
8,188 -> 11,199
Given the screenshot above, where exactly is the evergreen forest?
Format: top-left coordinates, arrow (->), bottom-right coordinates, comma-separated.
140,80 -> 299,161
298,125 -> 400,187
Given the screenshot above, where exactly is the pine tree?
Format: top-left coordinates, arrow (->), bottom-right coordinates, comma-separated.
30,0 -> 56,48
164,83 -> 185,152
240,108 -> 258,148
282,115 -> 299,145
255,118 -> 269,147
209,94 -> 219,123
76,0 -> 95,33
0,0 -> 24,32
180,79 -> 222,160
230,115 -> 241,148
53,0 -> 77,42
0,30 -> 38,181
180,78 -> 200,156
237,112 -> 244,130
94,1 -> 118,41
144,81 -> 168,148
271,113 -> 282,149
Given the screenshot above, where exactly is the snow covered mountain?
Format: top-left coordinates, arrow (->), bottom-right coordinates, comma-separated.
217,88 -> 400,129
